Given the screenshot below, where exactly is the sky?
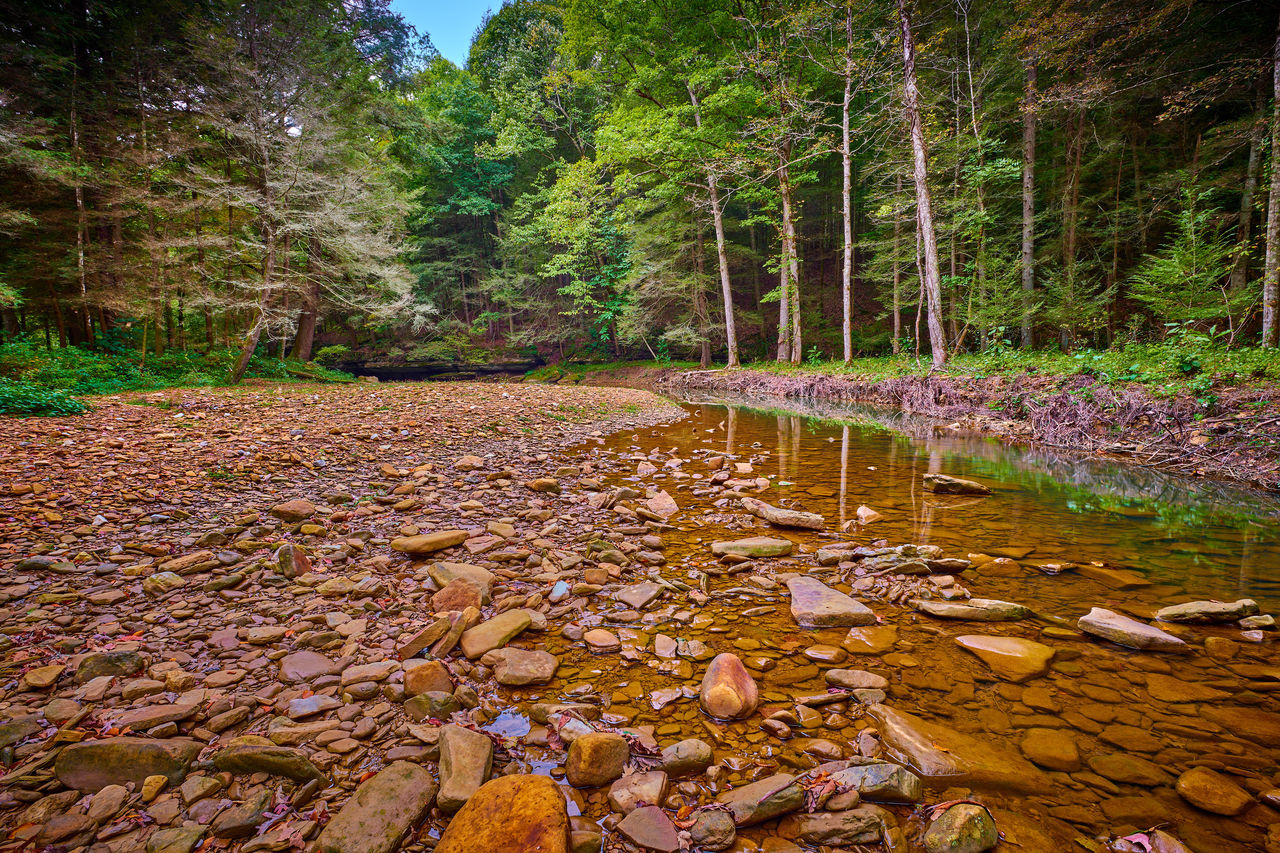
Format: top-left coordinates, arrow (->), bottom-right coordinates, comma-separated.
391,0 -> 497,67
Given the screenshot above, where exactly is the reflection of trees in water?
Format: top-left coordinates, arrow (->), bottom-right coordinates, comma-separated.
679,392 -> 1280,533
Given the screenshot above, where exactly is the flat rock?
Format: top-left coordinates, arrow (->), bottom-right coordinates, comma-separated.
1202,706 -> 1280,747
922,474 -> 991,495
1156,598 -> 1259,624
710,537 -> 793,558
1077,607 -> 1188,651
716,773 -> 803,826
787,576 -> 876,628
608,770 -> 670,814
616,581 -> 661,610
955,635 -> 1055,682
211,744 -> 326,783
829,760 -> 923,803
1019,728 -> 1080,771
481,648 -> 559,685
566,732 -> 629,787
279,650 -> 334,683
618,805 -> 680,852
313,761 -> 438,853
460,610 -> 532,659
1175,766 -> 1253,815
915,598 -> 1030,621
55,738 -> 201,793
1145,672 -> 1228,702
794,806 -> 882,845
435,774 -> 569,853
429,562 -> 494,603
270,499 -> 316,521
390,529 -> 468,555
438,724 -> 493,813
740,497 -> 824,530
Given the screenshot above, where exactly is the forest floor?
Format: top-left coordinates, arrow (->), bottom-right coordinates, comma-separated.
544,357 -> 1280,492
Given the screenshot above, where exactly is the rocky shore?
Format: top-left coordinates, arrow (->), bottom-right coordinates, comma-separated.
0,381 -> 1278,853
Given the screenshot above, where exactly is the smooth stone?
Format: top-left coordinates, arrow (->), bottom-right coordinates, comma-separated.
825,670 -> 888,690
794,806 -> 882,845
1175,766 -> 1254,815
313,761 -> 439,853
740,497 -> 824,530
660,738 -> 713,776
955,635 -> 1055,682
616,582 -> 662,610
270,499 -> 315,521
432,578 -> 484,612
435,774 -> 569,853
1156,598 -> 1259,624
1019,728 -> 1080,771
608,770 -> 670,814
566,732 -> 629,787
56,738 -> 201,793
617,805 -> 680,853
584,628 -> 621,652
481,648 -> 559,685
390,529 -> 468,555
923,803 -> 998,853
710,537 -> 794,558
716,773 -> 803,826
1145,672 -> 1228,702
1089,753 -> 1169,786
690,809 -> 736,851
211,744 -> 326,783
460,610 -> 532,659
1077,607 -> 1188,651
429,562 -> 494,603
922,474 -> 991,495
404,691 -> 460,721
787,576 -> 876,628
699,653 -> 759,721
1202,706 -> 1280,747
915,598 -> 1029,621
146,826 -> 207,853
437,724 -> 493,814
829,760 -> 923,803
279,651 -> 334,682
843,626 -> 898,654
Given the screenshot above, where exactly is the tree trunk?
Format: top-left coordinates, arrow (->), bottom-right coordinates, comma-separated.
694,221 -> 711,368
1021,62 -> 1036,348
779,147 -> 802,364
1062,108 -> 1085,350
893,174 -> 903,353
1231,99 -> 1266,295
841,4 -> 855,364
897,0 -> 947,369
291,237 -> 321,361
1262,12 -> 1280,345
688,83 -> 739,367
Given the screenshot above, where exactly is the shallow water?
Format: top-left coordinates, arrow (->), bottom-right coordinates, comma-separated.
495,398 -> 1280,851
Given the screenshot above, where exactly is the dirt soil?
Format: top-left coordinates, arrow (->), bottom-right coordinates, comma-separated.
580,365 -> 1280,492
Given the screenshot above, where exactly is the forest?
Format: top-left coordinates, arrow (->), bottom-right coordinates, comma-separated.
1,0 -> 1279,387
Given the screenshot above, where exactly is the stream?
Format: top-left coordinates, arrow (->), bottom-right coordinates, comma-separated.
490,394 -> 1280,851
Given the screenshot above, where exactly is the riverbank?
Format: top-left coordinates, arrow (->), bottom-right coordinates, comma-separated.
553,360 -> 1280,492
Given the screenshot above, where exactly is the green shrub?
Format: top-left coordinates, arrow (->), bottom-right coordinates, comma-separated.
0,379 -> 86,416
314,345 -> 351,365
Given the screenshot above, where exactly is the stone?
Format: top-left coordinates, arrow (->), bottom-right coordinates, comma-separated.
584,628 -> 621,652
914,598 -> 1030,621
0,716 -> 42,748
566,732 -> 629,787
843,626 -> 898,654
617,805 -> 680,853
794,806 -> 882,845
1089,753 -> 1169,786
211,789 -> 270,838
435,774 -> 569,853
739,497 -> 824,530
143,570 -> 186,596
1156,598 -> 1259,624
1145,672 -> 1228,702
608,771 -> 669,814
923,803 -> 998,853
211,744 -> 327,783
460,610 -> 532,658
429,562 -> 494,603
390,529 -> 468,555
922,474 -> 991,495
829,760 -> 923,803
690,809 -> 736,851
270,499 -> 316,522
660,738 -> 713,776
22,664 -> 65,690
1077,607 -> 1188,651
1176,766 -> 1254,815
616,581 -> 662,610
1202,706 -> 1280,747
87,784 -> 130,822
75,650 -> 144,682
404,660 -> 454,695
526,477 -> 561,493
710,537 -> 794,558
1076,564 -> 1152,589
279,650 -> 334,682
141,774 -> 167,801
313,761 -> 439,853
1019,728 -> 1080,771
716,773 -> 804,826
825,669 -> 888,690
482,648 -> 559,685
55,737 -> 201,793
647,490 -> 679,518
274,542 -> 311,578
699,653 -> 758,720
147,826 -> 206,853
955,635 -> 1055,682
404,691 -> 460,721
432,577 -> 484,612
787,576 -> 876,628
438,724 -> 493,813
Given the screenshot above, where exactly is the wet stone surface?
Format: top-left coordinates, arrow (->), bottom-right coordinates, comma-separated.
0,387 -> 1278,852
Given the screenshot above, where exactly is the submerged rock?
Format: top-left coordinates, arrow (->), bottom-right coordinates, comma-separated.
828,759 -> 924,803
699,653 -> 759,720
1175,767 -> 1254,816
914,598 -> 1030,621
617,805 -> 681,853
1155,598 -> 1259,624
740,496 -> 824,530
922,474 -> 991,495
787,576 -> 876,627
955,635 -> 1055,682
794,806 -> 882,845
716,773 -> 804,825
923,803 -> 998,853
435,774 -> 569,853
710,536 -> 793,558
1077,607 -> 1188,651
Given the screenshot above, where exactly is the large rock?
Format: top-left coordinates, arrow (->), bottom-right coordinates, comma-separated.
608,771 -> 669,814
923,803 -> 998,853
1175,767 -> 1252,816
566,732 -> 629,787
1077,607 -> 1188,651
481,648 -> 559,685
279,650 -> 334,683
955,635 -> 1055,682
716,773 -> 803,825
699,653 -> 758,721
659,738 -> 713,776
867,704 -> 1048,793
828,759 -> 923,803
210,744 -> 326,783
794,806 -> 882,845
313,761 -> 438,853
75,651 -> 144,683
55,738 -> 201,793
922,474 -> 991,495
914,598 -> 1029,621
617,805 -> 680,853
1019,728 -> 1081,771
787,577 -> 876,628
429,562 -> 494,603
390,529 -> 468,555
270,499 -> 316,521
460,610 -> 532,659
709,537 -> 793,558
739,497 -> 824,530
1156,599 -> 1259,624
1202,706 -> 1280,747
435,774 -> 569,853
437,724 -> 493,813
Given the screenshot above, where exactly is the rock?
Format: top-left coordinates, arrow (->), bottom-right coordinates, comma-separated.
699,653 -> 759,720
825,669 -> 888,690
1019,728 -> 1080,771
274,542 -> 311,577
313,761 -> 439,853
435,774 -> 569,853
566,732 -> 629,787
147,826 -> 206,853
432,577 -> 484,612
583,628 -> 621,652
481,648 -> 559,685
710,537 -> 793,558
211,744 -> 326,783
141,774 -> 167,801
429,562 -> 494,603
1202,706 -> 1280,747
87,784 -> 130,822
617,805 -> 680,852
856,505 -> 883,524
829,760 -> 923,803
270,499 -> 316,521
1089,753 -> 1169,786
608,771 -> 669,814
923,803 -> 998,853
955,635 -> 1055,682
0,716 -> 42,748
75,650 -> 144,682
454,454 -> 484,471
1145,672 -> 1228,702
794,806 -> 882,845
404,660 -> 454,695
1156,599 -> 1259,624
1076,564 -> 1152,589
279,650 -> 334,683
691,809 -> 736,851
867,704 -> 1048,793
660,738 -> 713,776
1175,766 -> 1254,815
787,576 -> 876,628
404,691 -> 460,721
716,773 -> 803,825
1077,607 -> 1188,651
20,664 -> 64,690
740,497 -> 824,530
143,571 -> 186,595
616,581 -> 662,610
438,724 -> 493,813
843,625 -> 899,654
914,598 -> 1029,621
55,737 -> 201,793
647,490 -> 679,518
211,789 -> 271,838
460,610 -> 532,658
922,474 -> 991,495
391,529 -> 468,555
